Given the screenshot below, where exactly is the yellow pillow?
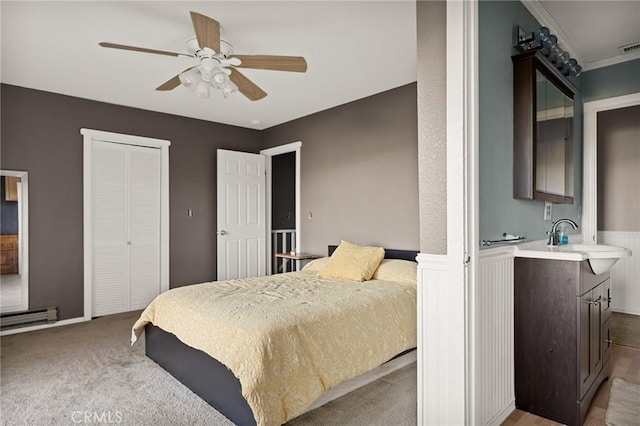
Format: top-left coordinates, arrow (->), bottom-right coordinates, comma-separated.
372,259 -> 417,285
318,240 -> 385,282
301,257 -> 331,273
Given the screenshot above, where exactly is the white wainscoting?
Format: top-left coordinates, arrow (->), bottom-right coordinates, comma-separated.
417,248 -> 515,425
416,253 -> 460,425
476,247 -> 515,425
599,231 -> 640,315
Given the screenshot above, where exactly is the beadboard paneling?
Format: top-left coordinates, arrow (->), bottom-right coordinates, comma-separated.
477,247 -> 515,425
599,231 -> 640,315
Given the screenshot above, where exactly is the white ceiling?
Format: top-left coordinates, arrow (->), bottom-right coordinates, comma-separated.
2,2 -> 638,130
528,1 -> 640,70
0,1 -> 417,130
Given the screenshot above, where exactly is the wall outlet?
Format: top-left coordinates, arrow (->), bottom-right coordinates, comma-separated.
544,202 -> 552,221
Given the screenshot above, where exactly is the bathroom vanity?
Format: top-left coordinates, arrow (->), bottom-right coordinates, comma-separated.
514,256 -> 611,425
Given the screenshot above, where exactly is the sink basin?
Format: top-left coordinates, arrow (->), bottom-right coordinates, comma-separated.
560,244 -> 631,274
514,241 -> 632,275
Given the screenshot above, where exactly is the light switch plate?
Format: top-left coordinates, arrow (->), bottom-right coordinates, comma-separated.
544,202 -> 552,221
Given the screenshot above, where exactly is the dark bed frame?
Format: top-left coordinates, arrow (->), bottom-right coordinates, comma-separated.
145,246 -> 418,426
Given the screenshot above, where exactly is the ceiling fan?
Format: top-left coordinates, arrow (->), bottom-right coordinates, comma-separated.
99,11 -> 307,101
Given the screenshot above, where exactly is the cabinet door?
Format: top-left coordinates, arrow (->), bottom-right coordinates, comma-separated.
579,290 -> 593,398
579,286 -> 603,398
4,176 -> 19,201
590,285 -> 603,380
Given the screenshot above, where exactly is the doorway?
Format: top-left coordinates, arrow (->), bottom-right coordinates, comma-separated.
271,152 -> 297,273
260,142 -> 302,275
583,93 -> 640,348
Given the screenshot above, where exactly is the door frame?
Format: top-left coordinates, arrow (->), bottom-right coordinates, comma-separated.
260,141 -> 302,275
81,128 -> 170,320
582,92 -> 640,244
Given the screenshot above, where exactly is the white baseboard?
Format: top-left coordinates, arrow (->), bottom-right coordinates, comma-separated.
487,401 -> 516,426
612,308 -> 640,316
0,316 -> 89,336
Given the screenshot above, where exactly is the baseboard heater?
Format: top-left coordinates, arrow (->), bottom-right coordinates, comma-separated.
1,307 -> 57,329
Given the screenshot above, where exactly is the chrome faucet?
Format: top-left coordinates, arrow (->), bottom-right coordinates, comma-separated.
547,219 -> 579,246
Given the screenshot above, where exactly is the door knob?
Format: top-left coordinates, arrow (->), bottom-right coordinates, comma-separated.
217,230 -> 227,236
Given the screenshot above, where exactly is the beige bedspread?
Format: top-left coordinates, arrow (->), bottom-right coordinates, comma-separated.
132,271 -> 416,426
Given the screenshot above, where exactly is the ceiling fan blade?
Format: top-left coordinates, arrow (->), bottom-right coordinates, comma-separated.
190,11 -> 220,53
230,55 -> 308,72
156,67 -> 195,91
99,42 -> 184,57
229,69 -> 267,101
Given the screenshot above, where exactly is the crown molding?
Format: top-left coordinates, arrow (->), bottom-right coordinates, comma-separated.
520,0 -> 585,67
582,50 -> 640,72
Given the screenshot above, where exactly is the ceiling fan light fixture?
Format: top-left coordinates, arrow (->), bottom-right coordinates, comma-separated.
179,68 -> 211,98
212,71 -> 228,85
222,83 -> 238,99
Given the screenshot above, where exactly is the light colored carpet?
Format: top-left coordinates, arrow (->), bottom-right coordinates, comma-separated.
605,378 -> 640,426
0,310 -> 416,426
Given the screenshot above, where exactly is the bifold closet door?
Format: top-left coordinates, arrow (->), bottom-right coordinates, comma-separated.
91,141 -> 161,317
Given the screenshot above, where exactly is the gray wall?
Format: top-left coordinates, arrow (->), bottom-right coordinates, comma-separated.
416,0 -> 447,254
581,59 -> 640,103
0,84 -> 262,320
479,0 -> 583,244
597,105 -> 640,232
262,83 -> 420,256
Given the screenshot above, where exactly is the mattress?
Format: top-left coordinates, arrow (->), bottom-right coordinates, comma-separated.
132,270 -> 416,426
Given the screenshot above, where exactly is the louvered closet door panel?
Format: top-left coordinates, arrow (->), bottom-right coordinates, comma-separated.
128,146 -> 161,310
92,141 -> 129,317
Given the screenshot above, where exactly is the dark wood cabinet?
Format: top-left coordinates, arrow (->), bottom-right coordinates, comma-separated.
0,234 -> 19,274
4,176 -> 19,202
514,258 -> 611,426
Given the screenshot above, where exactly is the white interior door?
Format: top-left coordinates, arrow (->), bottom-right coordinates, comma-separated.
217,149 -> 266,280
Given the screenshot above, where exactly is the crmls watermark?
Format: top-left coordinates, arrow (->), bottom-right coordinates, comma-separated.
71,411 -> 123,424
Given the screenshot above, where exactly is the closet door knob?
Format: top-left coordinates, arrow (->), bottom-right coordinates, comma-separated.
217,230 -> 227,236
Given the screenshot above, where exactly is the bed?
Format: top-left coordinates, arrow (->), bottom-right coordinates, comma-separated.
132,244 -> 418,426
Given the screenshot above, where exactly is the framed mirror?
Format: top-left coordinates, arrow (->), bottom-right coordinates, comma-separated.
1,170 -> 29,313
535,70 -> 574,198
512,50 -> 577,204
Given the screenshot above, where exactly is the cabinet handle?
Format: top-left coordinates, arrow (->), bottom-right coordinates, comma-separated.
602,339 -> 612,345
602,297 -> 612,303
587,296 -> 601,306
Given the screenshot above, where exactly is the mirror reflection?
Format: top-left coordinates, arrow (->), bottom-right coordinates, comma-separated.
535,70 -> 574,198
1,171 -> 28,313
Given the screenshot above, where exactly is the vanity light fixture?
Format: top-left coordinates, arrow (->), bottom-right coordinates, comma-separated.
514,26 -> 582,77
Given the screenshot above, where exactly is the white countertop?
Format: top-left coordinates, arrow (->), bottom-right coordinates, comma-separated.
513,237 -> 588,261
